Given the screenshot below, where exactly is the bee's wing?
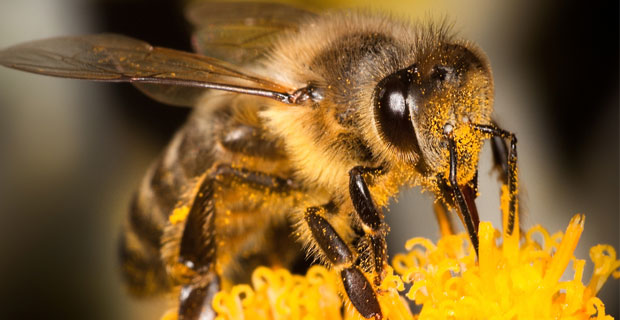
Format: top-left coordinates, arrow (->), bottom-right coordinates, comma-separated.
0,34 -> 296,106
186,1 -> 316,65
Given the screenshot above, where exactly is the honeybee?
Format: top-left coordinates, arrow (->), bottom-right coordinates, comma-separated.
0,2 -> 518,319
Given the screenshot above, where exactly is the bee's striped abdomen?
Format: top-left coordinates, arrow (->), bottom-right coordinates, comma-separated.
118,118 -> 216,295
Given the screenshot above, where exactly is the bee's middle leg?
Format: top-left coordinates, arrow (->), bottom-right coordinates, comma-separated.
304,206 -> 383,319
303,166 -> 387,319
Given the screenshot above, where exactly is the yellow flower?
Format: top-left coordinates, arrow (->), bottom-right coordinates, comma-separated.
395,213 -> 620,319
206,211 -> 618,320
209,264 -> 411,320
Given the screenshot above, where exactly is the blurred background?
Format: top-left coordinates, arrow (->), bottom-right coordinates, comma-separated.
0,0 -> 617,319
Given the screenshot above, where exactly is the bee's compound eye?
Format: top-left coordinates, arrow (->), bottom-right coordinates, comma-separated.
374,67 -> 420,152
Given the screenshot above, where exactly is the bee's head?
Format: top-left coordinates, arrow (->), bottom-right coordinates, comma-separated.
373,42 -> 493,187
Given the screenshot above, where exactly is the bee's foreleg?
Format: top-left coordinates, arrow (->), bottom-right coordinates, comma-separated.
490,134 -> 509,182
474,124 -> 519,235
177,175 -> 218,320
349,166 -> 387,284
490,133 -> 520,235
305,206 -> 382,319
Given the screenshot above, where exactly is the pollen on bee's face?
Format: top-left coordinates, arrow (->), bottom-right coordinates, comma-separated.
451,124 -> 484,184
419,97 -> 484,184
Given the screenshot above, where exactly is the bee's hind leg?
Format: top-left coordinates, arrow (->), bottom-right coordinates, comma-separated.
176,163 -> 300,319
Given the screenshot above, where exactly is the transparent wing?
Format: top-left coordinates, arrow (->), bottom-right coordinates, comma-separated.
186,1 -> 316,64
0,34 -> 296,106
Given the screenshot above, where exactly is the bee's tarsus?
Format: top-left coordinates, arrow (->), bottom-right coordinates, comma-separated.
370,234 -> 387,285
506,136 -> 518,235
